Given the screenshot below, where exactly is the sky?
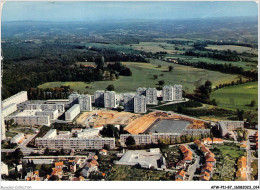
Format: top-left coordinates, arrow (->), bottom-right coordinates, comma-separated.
1,1 -> 258,22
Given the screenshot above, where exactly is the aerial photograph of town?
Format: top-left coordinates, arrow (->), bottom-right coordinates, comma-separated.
0,1 -> 259,189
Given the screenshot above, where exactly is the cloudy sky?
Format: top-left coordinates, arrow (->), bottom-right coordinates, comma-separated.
2,1 -> 258,22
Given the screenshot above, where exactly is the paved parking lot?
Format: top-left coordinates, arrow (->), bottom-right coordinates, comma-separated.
147,119 -> 190,133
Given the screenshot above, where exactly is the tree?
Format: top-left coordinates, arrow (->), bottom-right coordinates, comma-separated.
103,144 -> 110,150
125,136 -> 136,146
157,65 -> 162,68
212,99 -> 217,106
153,75 -> 158,79
158,80 -> 165,86
168,66 -> 173,72
44,147 -> 50,155
250,100 -> 256,107
106,84 -> 115,91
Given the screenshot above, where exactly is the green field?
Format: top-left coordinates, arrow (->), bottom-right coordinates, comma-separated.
211,82 -> 258,111
38,59 -> 243,94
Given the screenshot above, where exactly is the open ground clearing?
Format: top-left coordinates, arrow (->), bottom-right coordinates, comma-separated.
211,82 -> 258,111
38,59 -> 244,94
76,110 -> 139,127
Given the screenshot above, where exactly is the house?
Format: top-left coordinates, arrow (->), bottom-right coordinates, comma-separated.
179,145 -> 193,164
99,149 -> 107,156
26,171 -> 41,181
202,138 -> 212,145
68,160 -> 77,172
199,176 -> 210,181
51,162 -> 64,179
176,160 -> 186,170
194,140 -> 203,148
240,141 -> 247,150
212,138 -> 224,144
175,170 -> 186,180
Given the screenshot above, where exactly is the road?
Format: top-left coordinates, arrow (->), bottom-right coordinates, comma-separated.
187,145 -> 200,181
148,98 -> 189,109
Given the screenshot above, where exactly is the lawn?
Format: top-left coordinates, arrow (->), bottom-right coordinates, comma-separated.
5,131 -> 18,138
211,143 -> 246,181
38,59 -> 244,94
211,82 -> 258,111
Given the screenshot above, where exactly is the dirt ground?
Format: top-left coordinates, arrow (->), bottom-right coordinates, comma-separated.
124,111 -> 207,134
76,110 -> 140,127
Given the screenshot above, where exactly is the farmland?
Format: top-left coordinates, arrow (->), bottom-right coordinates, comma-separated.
38,59 -> 243,94
211,82 -> 258,111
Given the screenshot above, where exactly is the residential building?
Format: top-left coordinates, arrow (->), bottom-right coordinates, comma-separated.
162,85 -> 174,101
35,129 -> 115,150
26,104 -> 65,113
6,115 -> 50,126
104,91 -> 117,108
123,94 -> 135,112
2,91 -> 28,108
78,94 -> 92,111
146,88 -> 158,105
69,93 -> 80,105
134,95 -> 146,113
173,84 -> 182,100
136,87 -> 146,96
65,104 -> 80,121
35,109 -> 59,120
218,121 -> 244,137
94,90 -> 105,107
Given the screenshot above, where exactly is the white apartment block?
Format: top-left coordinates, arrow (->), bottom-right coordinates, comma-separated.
6,115 -> 50,126
35,109 -> 59,120
26,104 -> 65,113
123,94 -> 135,112
136,87 -> 147,96
173,85 -> 182,100
94,90 -> 105,107
1,162 -> 9,176
35,129 -> 115,150
162,85 -> 174,101
65,104 -> 80,121
1,116 -> 6,140
2,91 -> 28,108
146,88 -> 158,105
68,93 -> 80,104
2,103 -> 17,117
104,91 -> 117,108
134,95 -> 146,113
78,95 -> 92,111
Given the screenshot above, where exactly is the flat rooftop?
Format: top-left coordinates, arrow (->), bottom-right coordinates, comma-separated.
15,109 -> 42,116
116,150 -> 163,169
146,119 -> 190,133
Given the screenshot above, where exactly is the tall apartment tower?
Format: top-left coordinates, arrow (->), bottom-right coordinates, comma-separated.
162,85 -> 174,101
104,91 -> 116,108
68,93 -> 80,105
134,95 -> 146,113
173,85 -> 182,100
94,90 -> 105,107
123,94 -> 135,112
136,87 -> 147,96
78,95 -> 92,111
146,88 -> 158,105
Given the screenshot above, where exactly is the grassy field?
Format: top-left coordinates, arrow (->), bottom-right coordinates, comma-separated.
5,131 -> 18,138
38,59 -> 244,94
211,143 -> 246,181
205,45 -> 257,54
130,42 -> 188,54
211,82 -> 258,111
